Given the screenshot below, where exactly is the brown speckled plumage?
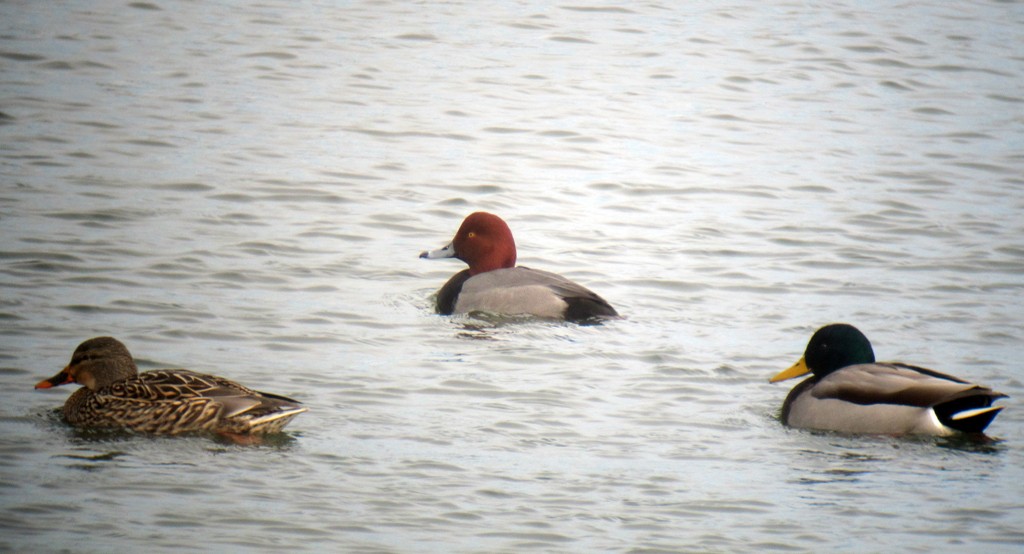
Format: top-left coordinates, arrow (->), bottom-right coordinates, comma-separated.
37,337 -> 306,436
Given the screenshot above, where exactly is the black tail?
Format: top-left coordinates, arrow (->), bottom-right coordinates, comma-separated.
934,391 -> 1005,434
564,296 -> 619,323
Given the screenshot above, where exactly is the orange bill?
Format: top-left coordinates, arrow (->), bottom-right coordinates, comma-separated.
35,366 -> 72,390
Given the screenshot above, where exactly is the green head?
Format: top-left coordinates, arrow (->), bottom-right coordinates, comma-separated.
804,323 -> 876,376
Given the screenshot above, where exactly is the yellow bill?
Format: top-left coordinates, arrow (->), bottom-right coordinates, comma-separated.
770,356 -> 810,383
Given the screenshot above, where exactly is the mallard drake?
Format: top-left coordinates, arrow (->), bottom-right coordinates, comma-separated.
35,337 -> 307,436
770,324 -> 1006,436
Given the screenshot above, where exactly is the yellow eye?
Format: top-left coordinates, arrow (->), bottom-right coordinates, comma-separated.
467,231 -> 476,239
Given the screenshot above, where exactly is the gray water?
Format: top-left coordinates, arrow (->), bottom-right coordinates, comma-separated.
2,1 -> 1024,552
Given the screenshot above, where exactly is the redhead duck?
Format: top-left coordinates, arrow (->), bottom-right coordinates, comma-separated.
35,337 -> 307,436
420,212 -> 618,322
770,324 -> 1005,435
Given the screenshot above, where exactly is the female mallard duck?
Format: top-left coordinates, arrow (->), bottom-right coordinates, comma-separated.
770,324 -> 1006,436
35,337 -> 307,436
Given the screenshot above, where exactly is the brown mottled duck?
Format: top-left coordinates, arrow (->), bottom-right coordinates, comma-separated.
36,337 -> 306,437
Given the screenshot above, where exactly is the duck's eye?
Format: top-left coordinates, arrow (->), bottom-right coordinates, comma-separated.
467,231 -> 476,239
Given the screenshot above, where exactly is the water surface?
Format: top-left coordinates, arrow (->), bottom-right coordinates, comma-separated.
2,1 -> 1023,552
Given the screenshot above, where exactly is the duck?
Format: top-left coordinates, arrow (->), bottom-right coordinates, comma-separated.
770,323 -> 1006,436
35,337 -> 307,436
419,211 -> 618,322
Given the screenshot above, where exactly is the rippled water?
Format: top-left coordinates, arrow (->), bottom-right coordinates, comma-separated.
2,1 -> 1023,551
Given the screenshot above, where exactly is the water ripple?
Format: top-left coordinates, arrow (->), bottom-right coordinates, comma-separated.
1,1 -> 1022,552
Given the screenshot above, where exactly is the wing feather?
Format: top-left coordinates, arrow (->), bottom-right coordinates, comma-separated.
812,363 -> 997,408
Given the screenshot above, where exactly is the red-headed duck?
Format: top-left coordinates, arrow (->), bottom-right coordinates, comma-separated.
419,212 -> 619,322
